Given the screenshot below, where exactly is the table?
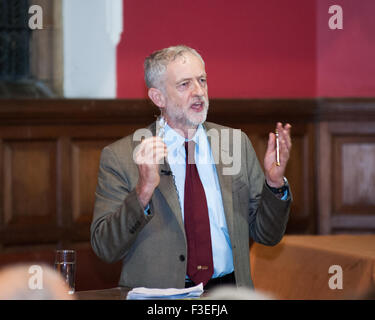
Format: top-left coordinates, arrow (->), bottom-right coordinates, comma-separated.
250,234 -> 375,299
75,287 -> 130,300
75,286 -> 215,300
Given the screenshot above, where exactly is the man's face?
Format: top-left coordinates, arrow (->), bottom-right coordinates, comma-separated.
161,52 -> 209,132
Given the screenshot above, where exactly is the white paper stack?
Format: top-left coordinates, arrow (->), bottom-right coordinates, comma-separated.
126,283 -> 203,300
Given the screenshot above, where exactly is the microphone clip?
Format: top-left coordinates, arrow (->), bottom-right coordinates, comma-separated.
160,169 -> 172,176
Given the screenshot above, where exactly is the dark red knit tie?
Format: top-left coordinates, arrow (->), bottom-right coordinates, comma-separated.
184,141 -> 213,286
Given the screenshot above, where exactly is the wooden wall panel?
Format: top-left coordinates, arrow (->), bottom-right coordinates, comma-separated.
240,123 -> 315,233
334,137 -> 375,213
71,139 -> 119,241
3,140 -> 57,226
72,140 -> 109,223
342,142 -> 375,206
0,139 -> 61,246
318,121 -> 375,234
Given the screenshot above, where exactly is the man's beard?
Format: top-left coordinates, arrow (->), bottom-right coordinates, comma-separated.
165,98 -> 209,129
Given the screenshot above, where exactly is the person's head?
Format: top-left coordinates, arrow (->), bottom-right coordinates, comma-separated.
144,45 -> 209,137
205,285 -> 274,300
0,263 -> 74,300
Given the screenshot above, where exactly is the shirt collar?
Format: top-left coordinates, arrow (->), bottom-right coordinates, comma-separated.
163,123 -> 205,149
163,122 -> 213,165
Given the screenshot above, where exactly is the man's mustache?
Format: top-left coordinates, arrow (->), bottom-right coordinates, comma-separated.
190,97 -> 209,108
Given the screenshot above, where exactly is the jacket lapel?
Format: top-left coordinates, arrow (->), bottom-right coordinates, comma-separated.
157,160 -> 185,232
147,122 -> 185,233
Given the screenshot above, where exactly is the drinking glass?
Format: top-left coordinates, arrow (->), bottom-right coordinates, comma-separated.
54,250 -> 76,294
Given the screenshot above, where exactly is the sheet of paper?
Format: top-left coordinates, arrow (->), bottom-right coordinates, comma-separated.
126,283 -> 203,300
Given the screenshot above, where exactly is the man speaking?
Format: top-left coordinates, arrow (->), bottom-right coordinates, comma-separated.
90,45 -> 292,290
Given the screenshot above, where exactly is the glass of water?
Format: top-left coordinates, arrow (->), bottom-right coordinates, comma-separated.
54,250 -> 76,294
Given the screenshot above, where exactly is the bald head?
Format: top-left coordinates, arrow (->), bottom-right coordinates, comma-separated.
0,264 -> 74,300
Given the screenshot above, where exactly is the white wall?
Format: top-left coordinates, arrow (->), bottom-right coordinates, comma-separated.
62,0 -> 123,98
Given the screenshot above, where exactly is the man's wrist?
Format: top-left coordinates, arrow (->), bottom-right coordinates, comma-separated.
136,182 -> 155,209
266,177 -> 288,194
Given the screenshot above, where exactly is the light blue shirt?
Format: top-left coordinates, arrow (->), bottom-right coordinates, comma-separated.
163,123 -> 234,278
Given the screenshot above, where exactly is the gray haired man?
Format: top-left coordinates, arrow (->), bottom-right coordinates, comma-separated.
91,45 -> 292,290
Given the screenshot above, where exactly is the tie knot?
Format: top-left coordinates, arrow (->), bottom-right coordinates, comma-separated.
185,141 -> 196,165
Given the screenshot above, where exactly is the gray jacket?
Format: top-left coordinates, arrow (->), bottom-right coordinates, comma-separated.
90,121 -> 291,288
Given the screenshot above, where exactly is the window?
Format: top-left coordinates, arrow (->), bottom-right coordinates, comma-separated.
0,0 -> 31,81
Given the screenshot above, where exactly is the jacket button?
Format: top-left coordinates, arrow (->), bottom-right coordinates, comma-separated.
179,255 -> 185,262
